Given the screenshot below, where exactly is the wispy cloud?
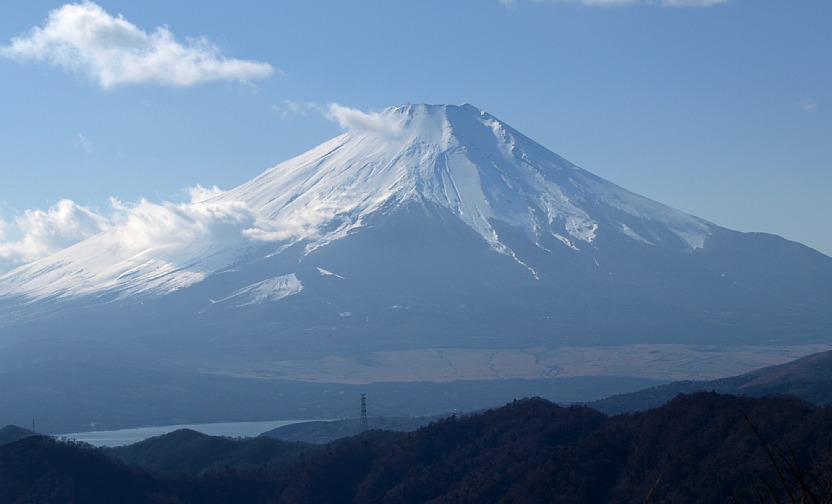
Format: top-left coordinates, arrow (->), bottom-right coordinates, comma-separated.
326,103 -> 403,138
506,0 -> 728,7
274,100 -> 326,120
74,132 -> 92,153
277,100 -> 404,137
658,0 -> 728,5
794,96 -> 817,113
0,1 -> 274,88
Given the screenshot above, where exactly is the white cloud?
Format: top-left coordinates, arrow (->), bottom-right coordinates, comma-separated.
107,196 -> 255,253
0,1 -> 274,88
243,208 -> 327,244
526,0 -> 727,6
327,103 -> 403,138
275,101 -> 404,138
274,100 -> 326,120
187,184 -> 224,203
75,132 -> 92,153
0,185 -> 269,274
0,199 -> 110,268
794,96 -> 817,113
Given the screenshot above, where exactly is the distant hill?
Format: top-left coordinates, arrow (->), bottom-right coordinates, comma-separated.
107,418 -> 442,475
3,393 -> 832,503
0,425 -> 36,446
589,349 -> 832,415
107,428 -> 309,476
261,415 -> 442,444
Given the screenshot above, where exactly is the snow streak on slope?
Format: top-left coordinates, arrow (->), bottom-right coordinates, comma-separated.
0,103 -> 712,302
206,274 -> 302,308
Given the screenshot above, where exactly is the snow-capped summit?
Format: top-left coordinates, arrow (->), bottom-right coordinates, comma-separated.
0,103 -> 712,301
225,103 -> 710,254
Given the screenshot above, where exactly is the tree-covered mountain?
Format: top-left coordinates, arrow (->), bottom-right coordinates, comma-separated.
3,392 -> 832,503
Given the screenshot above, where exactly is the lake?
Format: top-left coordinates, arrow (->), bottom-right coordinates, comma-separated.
60,419 -> 312,447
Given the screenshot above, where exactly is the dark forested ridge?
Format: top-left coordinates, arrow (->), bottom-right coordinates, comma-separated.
2,392 -> 832,503
107,428 -> 310,475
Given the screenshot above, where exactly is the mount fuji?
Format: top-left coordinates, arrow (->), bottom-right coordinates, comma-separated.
1,103 -> 713,301
1,104 -> 831,430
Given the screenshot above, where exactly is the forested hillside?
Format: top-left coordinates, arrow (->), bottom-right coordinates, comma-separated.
2,393 -> 831,503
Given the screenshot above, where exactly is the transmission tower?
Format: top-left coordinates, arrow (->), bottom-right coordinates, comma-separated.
359,393 -> 369,434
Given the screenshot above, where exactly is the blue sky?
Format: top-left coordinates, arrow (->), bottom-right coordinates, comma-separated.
0,0 -> 830,270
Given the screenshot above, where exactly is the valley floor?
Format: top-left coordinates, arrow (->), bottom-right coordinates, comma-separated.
210,343 -> 832,383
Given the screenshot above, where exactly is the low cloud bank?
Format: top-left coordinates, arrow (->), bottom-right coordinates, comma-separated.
0,200 -> 109,268
0,185 -> 260,274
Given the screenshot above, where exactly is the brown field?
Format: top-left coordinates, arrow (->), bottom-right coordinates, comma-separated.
210,343 -> 832,384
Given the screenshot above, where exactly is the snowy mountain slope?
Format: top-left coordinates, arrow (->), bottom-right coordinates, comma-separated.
224,103 -> 711,254
0,104 -> 713,301
1,104 -> 831,429
0,197 -> 255,301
